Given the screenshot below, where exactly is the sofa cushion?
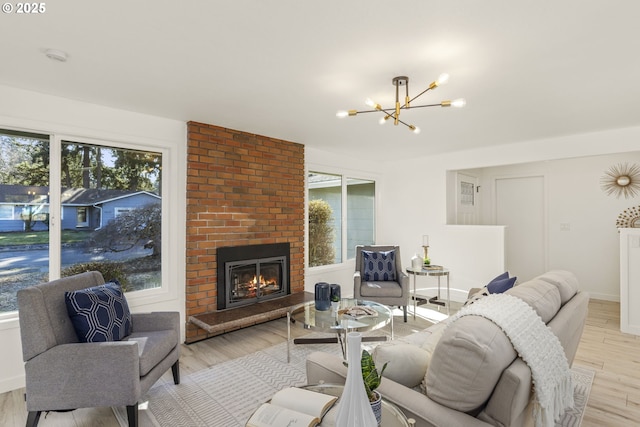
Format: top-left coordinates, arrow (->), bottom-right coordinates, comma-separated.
126,329 -> 178,376
373,342 -> 429,388
506,280 -> 561,323
359,280 -> 403,298
534,270 -> 579,305
425,316 -> 517,412
362,249 -> 397,281
65,281 -> 132,343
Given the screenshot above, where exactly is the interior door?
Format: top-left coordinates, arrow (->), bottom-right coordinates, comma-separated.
456,172 -> 479,224
495,176 -> 546,281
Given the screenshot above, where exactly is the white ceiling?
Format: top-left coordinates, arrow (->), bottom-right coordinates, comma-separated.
2,1 -> 639,161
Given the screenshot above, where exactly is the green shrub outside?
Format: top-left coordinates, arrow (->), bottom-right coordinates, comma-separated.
308,199 -> 336,267
61,261 -> 130,291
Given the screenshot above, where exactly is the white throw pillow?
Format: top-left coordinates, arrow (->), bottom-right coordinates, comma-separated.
372,342 -> 429,388
372,321 -> 449,389
419,321 -> 448,393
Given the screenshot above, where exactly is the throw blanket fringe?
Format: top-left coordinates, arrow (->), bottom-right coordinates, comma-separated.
449,294 -> 574,427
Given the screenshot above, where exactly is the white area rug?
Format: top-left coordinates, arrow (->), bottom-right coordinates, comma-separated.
114,319 -> 594,427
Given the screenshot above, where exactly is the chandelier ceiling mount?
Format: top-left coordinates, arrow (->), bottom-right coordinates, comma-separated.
336,73 -> 465,134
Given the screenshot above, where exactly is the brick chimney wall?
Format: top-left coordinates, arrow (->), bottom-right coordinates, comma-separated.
186,121 -> 305,343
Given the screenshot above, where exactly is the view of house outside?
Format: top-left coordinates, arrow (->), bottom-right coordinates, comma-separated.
0,130 -> 163,313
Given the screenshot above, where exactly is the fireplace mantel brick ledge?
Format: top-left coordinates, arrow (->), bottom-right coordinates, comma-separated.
185,121 -> 305,343
189,293 -> 313,337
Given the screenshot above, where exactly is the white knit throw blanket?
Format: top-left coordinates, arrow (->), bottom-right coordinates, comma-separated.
450,294 -> 574,427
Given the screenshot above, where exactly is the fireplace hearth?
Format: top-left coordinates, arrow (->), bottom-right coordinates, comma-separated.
217,243 -> 290,310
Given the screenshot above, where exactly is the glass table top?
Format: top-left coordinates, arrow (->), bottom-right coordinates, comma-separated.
289,298 -> 391,334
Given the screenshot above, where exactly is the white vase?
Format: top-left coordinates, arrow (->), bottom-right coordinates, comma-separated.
411,253 -> 423,269
335,332 -> 377,427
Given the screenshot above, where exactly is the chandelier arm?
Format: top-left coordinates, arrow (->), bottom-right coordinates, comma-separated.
395,117 -> 413,129
405,87 -> 434,107
353,108 -> 396,115
405,103 -> 443,109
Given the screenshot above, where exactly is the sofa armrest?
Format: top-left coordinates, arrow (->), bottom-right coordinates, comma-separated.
132,311 -> 180,333
477,358 -> 532,427
25,341 -> 140,410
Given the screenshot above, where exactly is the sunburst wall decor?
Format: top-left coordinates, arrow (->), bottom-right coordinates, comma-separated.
600,163 -> 640,199
616,206 -> 640,228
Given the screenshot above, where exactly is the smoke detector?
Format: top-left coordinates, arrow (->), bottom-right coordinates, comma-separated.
44,49 -> 68,62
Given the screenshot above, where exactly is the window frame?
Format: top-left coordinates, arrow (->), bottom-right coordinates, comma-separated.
0,128 -> 173,319
307,164 -> 379,271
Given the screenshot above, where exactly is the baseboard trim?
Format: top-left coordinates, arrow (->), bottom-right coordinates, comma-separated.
0,373 -> 25,394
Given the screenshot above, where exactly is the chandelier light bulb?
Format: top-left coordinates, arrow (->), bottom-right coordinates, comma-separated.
409,125 -> 421,134
365,98 -> 382,110
451,98 -> 466,108
436,73 -> 450,86
379,116 -> 388,125
336,110 -> 357,118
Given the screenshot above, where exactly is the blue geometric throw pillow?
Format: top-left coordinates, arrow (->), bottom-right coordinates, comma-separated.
65,281 -> 132,343
362,250 -> 397,281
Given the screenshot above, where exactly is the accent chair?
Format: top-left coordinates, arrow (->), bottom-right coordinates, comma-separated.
17,271 -> 180,427
354,245 -> 409,322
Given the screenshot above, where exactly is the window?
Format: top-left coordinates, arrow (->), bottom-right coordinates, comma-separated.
346,178 -> 375,259
76,207 -> 88,227
0,130 -> 50,313
0,130 -> 164,313
114,207 -> 134,218
60,140 -> 163,293
308,172 -> 375,267
0,205 -> 14,219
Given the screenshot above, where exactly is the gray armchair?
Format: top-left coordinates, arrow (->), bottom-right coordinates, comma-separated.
354,245 -> 409,322
17,271 -> 180,427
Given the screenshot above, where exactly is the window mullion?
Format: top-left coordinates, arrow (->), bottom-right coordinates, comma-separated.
341,175 -> 348,263
48,135 -> 62,279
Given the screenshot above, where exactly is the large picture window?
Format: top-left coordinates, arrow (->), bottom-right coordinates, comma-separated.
308,172 -> 375,267
0,129 -> 163,314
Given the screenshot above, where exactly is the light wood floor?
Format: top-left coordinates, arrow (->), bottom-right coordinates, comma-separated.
1,299 -> 639,426
574,299 -> 640,426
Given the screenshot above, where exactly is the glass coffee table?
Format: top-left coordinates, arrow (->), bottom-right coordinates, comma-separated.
301,383 -> 415,426
287,298 -> 393,362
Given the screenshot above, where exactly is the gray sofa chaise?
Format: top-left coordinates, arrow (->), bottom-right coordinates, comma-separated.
306,270 -> 589,427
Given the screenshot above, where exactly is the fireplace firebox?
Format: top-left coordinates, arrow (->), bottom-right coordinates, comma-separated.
217,243 -> 290,309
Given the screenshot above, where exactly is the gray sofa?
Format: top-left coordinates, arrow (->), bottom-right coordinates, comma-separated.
306,270 -> 589,427
17,271 -> 180,427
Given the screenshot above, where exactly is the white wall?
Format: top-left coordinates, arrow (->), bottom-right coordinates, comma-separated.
0,85 -> 187,394
465,152 -> 640,300
379,126 -> 640,303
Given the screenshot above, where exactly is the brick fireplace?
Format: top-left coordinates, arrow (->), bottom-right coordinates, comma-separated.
185,121 -> 305,343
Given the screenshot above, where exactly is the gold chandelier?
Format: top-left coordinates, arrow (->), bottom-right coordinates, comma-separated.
336,74 -> 465,134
